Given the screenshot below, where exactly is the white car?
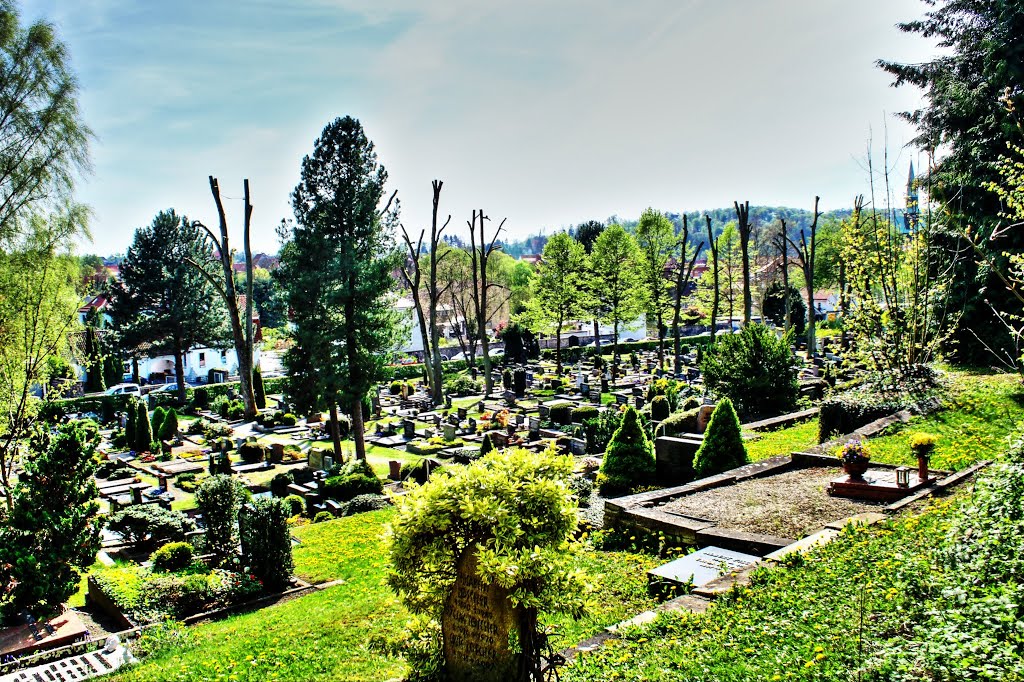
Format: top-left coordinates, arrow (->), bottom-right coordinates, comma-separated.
447,352 -> 468,362
149,382 -> 193,394
105,383 -> 142,397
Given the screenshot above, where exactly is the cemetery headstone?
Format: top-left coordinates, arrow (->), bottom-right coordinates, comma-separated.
389,460 -> 402,481
467,417 -> 476,433
443,423 -> 457,442
590,388 -> 602,404
635,395 -> 645,409
580,382 -> 590,397
458,406 -> 468,420
442,550 -> 524,682
323,455 -> 334,471
570,438 -> 587,455
403,419 -> 416,440
307,449 -> 325,471
528,416 -> 540,433
269,443 -> 285,463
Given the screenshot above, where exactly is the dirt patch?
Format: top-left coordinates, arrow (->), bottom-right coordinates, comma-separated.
659,467 -> 886,539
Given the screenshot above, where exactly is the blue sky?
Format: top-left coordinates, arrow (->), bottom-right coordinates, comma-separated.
33,0 -> 935,254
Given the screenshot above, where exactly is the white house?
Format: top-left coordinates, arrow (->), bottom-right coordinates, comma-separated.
134,345 -> 261,385
393,296 -> 467,357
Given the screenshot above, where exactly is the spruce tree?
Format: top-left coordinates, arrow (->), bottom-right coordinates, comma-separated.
150,406 -> 167,439
598,406 -> 656,495
280,116 -> 402,461
692,398 -> 748,478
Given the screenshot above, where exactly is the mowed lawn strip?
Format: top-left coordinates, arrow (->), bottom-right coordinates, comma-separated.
108,507 -> 661,681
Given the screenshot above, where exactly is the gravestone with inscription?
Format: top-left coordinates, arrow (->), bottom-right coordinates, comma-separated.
443,551 -> 524,682
647,546 -> 759,594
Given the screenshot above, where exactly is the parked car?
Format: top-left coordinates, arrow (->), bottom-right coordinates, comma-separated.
105,383 -> 142,397
149,382 -> 193,394
447,352 -> 468,362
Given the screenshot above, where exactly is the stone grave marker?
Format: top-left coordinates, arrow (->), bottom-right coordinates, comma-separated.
590,388 -> 602,403
647,546 -> 759,594
323,455 -> 334,471
403,419 -> 416,440
580,382 -> 590,397
634,395 -> 645,409
443,550 -> 524,682
528,416 -> 540,432
570,438 -> 587,455
467,417 -> 477,433
443,423 -> 457,442
615,393 -> 628,406
458,406 -> 468,420
307,449 -> 324,471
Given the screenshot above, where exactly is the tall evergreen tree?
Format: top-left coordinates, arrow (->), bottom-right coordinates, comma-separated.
0,422 -> 102,620
109,210 -> 227,403
879,0 -> 1024,362
280,116 -> 401,461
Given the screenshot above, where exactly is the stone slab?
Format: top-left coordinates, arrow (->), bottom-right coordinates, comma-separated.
647,546 -> 759,591
763,528 -> 841,563
0,610 -> 89,659
828,469 -> 932,502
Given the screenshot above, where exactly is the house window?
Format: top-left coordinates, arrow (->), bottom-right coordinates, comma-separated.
199,352 -> 206,368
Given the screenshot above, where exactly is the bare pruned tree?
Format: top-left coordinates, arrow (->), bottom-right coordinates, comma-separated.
468,209 -> 506,396
672,214 -> 705,370
786,196 -> 822,354
186,176 -> 257,420
734,200 -> 753,325
705,214 -> 720,341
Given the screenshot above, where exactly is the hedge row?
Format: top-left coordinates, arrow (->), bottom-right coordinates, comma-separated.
540,334 -> 714,364
38,393 -> 134,423
817,390 -> 929,443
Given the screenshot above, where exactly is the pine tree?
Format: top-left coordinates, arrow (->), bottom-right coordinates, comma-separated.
692,398 -> 748,478
598,406 -> 656,495
279,116 -> 402,461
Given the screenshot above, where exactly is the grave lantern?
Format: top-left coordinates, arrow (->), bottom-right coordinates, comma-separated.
895,466 -> 911,488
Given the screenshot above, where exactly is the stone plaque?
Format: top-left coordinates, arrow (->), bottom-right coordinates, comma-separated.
403,419 -> 416,440
647,546 -> 759,590
590,389 -> 602,404
443,551 -> 522,682
443,423 -> 457,442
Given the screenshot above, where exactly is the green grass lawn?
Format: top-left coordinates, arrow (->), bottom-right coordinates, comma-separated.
842,370 -> 1024,471
109,508 -> 660,681
745,419 -> 820,462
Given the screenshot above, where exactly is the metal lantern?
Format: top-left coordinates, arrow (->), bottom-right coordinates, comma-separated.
896,466 -> 911,488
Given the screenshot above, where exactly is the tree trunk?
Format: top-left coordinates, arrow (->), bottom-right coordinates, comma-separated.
350,396 -> 366,461
428,180 -> 448,405
173,340 -> 187,405
555,320 -> 563,376
593,319 -> 601,354
329,403 -> 343,461
705,215 -> 719,342
735,201 -> 752,326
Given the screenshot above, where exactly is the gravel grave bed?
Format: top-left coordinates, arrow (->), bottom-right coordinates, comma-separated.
659,466 -> 887,539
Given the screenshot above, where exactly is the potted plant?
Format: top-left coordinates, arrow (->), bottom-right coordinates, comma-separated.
910,432 -> 937,482
839,439 -> 870,480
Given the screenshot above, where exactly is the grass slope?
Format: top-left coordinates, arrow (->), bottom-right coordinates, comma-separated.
109,508 -> 660,681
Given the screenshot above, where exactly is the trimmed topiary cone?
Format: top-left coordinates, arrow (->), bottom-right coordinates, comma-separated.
599,406 -> 655,495
692,397 -> 748,478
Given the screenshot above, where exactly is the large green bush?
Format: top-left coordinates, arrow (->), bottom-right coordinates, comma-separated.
239,497 -> 293,591
195,475 -> 250,566
818,391 -> 913,443
0,423 -> 103,619
323,473 -> 383,502
150,542 -> 195,573
387,448 -> 585,675
700,323 -> 799,418
599,406 -> 656,495
656,407 -> 702,437
548,401 -> 574,425
108,505 -> 197,551
692,398 -> 748,478
136,403 -> 154,451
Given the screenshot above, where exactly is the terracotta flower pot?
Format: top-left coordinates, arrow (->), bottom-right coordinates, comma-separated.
843,458 -> 870,480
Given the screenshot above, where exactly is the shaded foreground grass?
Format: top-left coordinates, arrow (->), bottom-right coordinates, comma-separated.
108,508 -> 660,681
